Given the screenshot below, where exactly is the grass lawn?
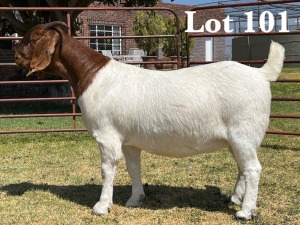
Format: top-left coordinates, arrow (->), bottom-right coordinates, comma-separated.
0,67 -> 299,224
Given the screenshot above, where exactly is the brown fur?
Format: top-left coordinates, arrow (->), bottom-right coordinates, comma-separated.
16,22 -> 111,98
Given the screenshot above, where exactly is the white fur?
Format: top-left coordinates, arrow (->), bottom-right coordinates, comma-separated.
77,42 -> 284,220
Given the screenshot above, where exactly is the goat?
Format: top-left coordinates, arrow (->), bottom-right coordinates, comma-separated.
15,21 -> 285,220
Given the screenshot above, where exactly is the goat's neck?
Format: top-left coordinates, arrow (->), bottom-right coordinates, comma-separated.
58,34 -> 110,98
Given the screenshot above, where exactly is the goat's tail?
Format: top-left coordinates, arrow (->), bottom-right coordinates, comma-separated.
261,41 -> 285,81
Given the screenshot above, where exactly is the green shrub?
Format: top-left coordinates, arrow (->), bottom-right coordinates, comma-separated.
162,17 -> 194,57
132,11 -> 166,56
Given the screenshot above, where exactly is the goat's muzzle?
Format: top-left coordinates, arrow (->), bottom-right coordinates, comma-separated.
15,52 -> 30,71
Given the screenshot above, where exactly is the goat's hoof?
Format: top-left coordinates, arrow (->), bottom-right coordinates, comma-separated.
125,194 -> 145,207
236,210 -> 252,221
125,199 -> 143,207
92,202 -> 110,215
230,195 -> 242,205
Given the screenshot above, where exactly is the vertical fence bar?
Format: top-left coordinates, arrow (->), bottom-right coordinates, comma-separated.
67,11 -> 77,129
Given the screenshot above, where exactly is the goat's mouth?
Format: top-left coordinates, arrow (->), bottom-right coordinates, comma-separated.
15,59 -> 30,70
15,49 -> 32,70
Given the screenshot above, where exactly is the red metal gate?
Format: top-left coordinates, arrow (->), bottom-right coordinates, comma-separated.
0,3 -> 299,136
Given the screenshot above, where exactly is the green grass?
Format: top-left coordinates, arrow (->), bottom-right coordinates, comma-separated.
0,102 -> 84,131
0,133 -> 299,224
0,67 -> 299,224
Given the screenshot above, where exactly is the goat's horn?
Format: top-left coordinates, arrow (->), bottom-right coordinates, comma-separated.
44,21 -> 68,30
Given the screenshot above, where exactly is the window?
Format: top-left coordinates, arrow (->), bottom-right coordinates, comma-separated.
89,24 -> 121,56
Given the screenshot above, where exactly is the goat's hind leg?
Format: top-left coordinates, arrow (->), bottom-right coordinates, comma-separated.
229,148 -> 246,205
229,140 -> 262,220
123,146 -> 145,207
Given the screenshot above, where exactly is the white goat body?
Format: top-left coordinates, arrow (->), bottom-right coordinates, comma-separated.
78,42 -> 284,220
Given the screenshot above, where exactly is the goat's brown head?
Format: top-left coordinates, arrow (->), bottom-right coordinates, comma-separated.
15,21 -> 68,77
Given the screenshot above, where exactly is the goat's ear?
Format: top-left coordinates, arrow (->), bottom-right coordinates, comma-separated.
26,30 -> 60,77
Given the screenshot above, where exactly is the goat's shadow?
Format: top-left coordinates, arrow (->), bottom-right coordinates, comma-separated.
0,182 -> 234,214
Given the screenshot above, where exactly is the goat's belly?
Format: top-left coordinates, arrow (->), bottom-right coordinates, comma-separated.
125,136 -> 229,158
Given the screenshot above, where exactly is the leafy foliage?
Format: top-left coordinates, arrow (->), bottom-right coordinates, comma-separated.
132,11 -> 166,56
162,17 -> 194,57
123,0 -> 158,7
133,12 -> 194,57
0,0 -> 158,35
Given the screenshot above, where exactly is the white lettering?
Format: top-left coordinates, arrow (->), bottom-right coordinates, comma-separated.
185,10 -> 289,33
260,11 -> 274,32
278,11 -> 289,32
185,11 -> 204,32
223,15 -> 233,33
205,19 -> 221,33
245,11 -> 255,33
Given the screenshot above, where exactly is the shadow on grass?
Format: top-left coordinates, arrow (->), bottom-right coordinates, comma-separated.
0,182 -> 234,215
261,142 -> 300,151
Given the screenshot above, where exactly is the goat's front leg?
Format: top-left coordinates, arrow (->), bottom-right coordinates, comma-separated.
93,141 -> 122,215
123,146 -> 145,207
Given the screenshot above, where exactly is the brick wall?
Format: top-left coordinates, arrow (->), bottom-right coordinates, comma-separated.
78,2 -> 226,60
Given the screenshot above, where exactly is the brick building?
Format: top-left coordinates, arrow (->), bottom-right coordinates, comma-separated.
78,0 -> 226,61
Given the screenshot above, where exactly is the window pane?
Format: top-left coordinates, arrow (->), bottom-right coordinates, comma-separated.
98,31 -> 104,36
113,26 -> 120,36
99,25 -> 105,31
105,25 -> 111,31
90,30 -> 96,36
90,25 -> 96,30
112,39 -> 120,45
90,43 -> 96,50
112,26 -> 119,32
98,39 -> 104,44
105,39 -> 112,45
113,31 -> 120,36
113,47 -> 120,52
